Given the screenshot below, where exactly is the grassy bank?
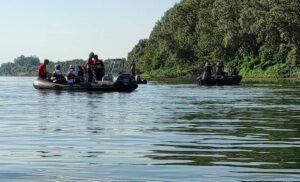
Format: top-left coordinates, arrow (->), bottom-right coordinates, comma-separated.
140,64 -> 300,84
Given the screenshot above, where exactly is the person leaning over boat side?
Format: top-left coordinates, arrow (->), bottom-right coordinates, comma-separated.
66,65 -> 78,84
85,52 -> 95,83
51,64 -> 66,84
37,59 -> 50,80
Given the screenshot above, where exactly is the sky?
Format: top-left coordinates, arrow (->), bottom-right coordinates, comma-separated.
0,0 -> 181,63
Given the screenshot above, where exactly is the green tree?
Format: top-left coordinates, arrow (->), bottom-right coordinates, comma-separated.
128,0 -> 300,78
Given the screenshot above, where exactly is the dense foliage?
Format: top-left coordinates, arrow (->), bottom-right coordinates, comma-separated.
128,0 -> 300,78
0,56 -> 127,76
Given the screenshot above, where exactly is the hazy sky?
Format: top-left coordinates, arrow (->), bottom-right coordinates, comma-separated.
0,0 -> 180,63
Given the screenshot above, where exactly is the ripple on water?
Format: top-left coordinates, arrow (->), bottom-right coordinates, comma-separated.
0,77 -> 299,181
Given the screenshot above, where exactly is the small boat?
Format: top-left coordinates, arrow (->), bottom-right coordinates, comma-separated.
33,74 -> 138,92
137,80 -> 147,84
136,75 -> 147,84
198,75 -> 242,86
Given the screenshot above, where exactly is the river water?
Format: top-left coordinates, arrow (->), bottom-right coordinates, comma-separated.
0,77 -> 299,182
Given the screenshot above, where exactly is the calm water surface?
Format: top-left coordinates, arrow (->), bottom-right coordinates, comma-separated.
0,77 -> 299,182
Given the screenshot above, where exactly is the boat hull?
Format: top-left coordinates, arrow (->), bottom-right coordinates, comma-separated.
198,75 -> 242,86
137,80 -> 147,84
33,80 -> 138,92
33,74 -> 138,92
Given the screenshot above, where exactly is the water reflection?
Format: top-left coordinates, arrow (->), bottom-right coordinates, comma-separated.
0,78 -> 299,181
146,84 -> 300,173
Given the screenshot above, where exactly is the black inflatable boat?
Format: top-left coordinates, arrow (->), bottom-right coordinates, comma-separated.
33,74 -> 138,92
198,75 -> 242,86
137,80 -> 147,84
135,75 -> 147,84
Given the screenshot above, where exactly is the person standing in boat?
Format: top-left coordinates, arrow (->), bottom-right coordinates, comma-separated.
94,55 -> 105,81
99,59 -> 105,80
85,52 -> 95,83
37,59 -> 50,80
130,62 -> 136,77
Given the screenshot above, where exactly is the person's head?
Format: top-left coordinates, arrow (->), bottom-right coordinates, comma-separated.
55,64 -> 61,70
89,52 -> 94,59
94,54 -> 99,60
44,59 -> 49,65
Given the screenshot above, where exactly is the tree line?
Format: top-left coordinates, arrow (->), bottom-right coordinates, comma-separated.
0,55 -> 128,76
0,55 -> 85,76
128,0 -> 300,78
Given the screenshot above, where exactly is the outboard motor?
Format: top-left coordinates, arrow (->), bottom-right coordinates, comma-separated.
114,74 -> 138,91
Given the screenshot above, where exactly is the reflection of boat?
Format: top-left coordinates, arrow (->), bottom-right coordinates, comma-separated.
198,75 -> 242,86
33,74 -> 138,92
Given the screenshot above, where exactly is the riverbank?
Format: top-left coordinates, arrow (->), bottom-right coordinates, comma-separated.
142,74 -> 300,84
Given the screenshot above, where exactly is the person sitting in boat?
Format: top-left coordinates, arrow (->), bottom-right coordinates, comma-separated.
94,55 -> 105,81
136,75 -> 141,82
231,66 -> 239,76
135,74 -> 147,84
51,64 -> 66,84
77,65 -> 84,83
85,52 -> 95,83
66,65 -> 78,84
201,61 -> 213,80
215,60 -> 225,78
37,59 -> 50,80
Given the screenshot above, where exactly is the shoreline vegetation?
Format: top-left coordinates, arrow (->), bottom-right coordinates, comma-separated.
1,0 -> 299,83
0,56 -> 299,84
0,55 -> 126,77
127,0 -> 300,82
141,76 -> 300,85
142,74 -> 300,84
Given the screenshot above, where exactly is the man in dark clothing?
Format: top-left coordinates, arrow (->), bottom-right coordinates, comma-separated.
77,65 -> 84,83
231,67 -> 239,76
37,59 -> 50,79
216,60 -> 225,76
85,52 -> 95,83
94,55 -> 105,81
